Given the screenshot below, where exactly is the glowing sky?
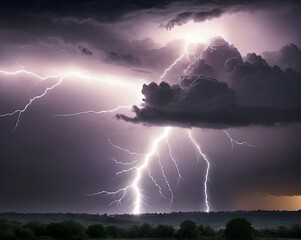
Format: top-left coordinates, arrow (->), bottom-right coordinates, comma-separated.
0,0 -> 301,214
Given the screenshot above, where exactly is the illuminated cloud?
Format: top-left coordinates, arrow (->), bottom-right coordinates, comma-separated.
263,43 -> 301,71
117,38 -> 301,128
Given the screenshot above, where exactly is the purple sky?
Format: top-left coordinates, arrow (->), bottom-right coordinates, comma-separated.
0,0 -> 301,214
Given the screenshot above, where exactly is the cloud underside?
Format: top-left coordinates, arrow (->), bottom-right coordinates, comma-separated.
116,37 -> 301,129
116,105 -> 301,129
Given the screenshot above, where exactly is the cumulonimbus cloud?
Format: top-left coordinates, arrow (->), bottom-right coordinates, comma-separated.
116,37 -> 301,129
163,0 -> 301,30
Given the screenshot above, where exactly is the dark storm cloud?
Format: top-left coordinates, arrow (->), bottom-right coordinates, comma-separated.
163,0 -> 301,30
164,8 -> 222,30
78,44 -> 92,56
0,0 -> 189,76
117,38 -> 301,128
0,0 -> 176,22
229,53 -> 301,107
106,51 -> 141,66
116,81 -> 301,129
2,0 -> 300,30
0,0 -> 300,75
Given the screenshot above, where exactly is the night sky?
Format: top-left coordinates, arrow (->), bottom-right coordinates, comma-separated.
0,0 -> 301,214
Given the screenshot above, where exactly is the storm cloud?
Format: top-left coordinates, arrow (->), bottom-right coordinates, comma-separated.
164,8 -> 222,30
117,38 -> 301,128
163,0 -> 301,30
263,43 -> 301,71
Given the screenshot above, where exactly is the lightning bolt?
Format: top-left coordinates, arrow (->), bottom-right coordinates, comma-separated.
89,127 -> 172,214
166,135 -> 184,186
159,39 -> 212,213
0,76 -> 64,133
0,68 -> 133,132
108,138 -> 171,202
147,167 -> 168,200
188,130 -> 210,213
108,139 -> 145,156
157,152 -> 174,205
0,69 -> 60,81
223,130 -> 258,151
87,43 -> 193,213
160,45 -> 189,79
131,127 -> 173,214
54,106 -> 132,117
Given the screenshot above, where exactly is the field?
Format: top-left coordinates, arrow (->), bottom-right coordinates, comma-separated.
1,211 -> 301,229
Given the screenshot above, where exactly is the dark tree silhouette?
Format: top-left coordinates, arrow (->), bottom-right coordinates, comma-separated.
106,225 -> 121,238
46,220 -> 86,240
0,220 -> 17,240
139,223 -> 154,237
225,218 -> 253,240
24,221 -> 46,237
154,224 -> 175,238
198,224 -> 215,237
15,227 -> 34,240
177,220 -> 198,239
87,224 -> 106,239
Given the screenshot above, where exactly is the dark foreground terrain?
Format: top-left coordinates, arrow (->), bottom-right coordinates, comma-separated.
1,212 -> 301,240
1,211 -> 301,228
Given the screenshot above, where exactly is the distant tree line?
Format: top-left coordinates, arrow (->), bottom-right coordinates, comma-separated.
0,217 -> 301,240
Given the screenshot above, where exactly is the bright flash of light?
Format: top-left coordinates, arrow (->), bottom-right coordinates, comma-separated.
89,127 -> 173,214
188,130 -> 210,213
160,34 -> 212,80
0,68 -> 136,132
0,69 -> 60,81
184,34 -> 211,45
131,126 -> 172,214
223,130 -> 258,151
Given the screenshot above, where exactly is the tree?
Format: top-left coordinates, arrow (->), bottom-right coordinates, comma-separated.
106,225 -> 120,238
0,220 -> 17,240
154,224 -> 175,238
47,220 -> 86,240
127,225 -> 140,238
15,227 -> 34,240
24,221 -> 46,237
139,223 -> 154,237
198,225 -> 215,237
291,224 -> 301,238
177,220 -> 198,239
225,218 -> 253,240
87,224 -> 106,239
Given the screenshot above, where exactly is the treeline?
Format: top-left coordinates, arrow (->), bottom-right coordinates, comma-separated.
1,217 -> 301,240
255,225 -> 301,239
